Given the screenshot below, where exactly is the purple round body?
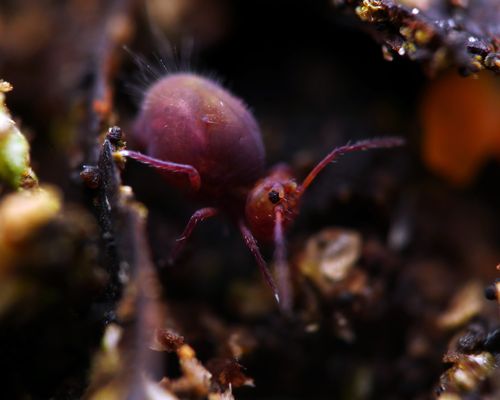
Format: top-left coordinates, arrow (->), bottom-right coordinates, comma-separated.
132,73 -> 265,210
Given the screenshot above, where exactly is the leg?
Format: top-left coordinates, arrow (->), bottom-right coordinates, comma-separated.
238,220 -> 280,305
119,150 -> 201,191
273,207 -> 292,312
169,207 -> 219,263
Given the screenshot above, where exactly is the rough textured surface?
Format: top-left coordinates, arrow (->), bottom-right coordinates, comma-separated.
336,0 -> 500,75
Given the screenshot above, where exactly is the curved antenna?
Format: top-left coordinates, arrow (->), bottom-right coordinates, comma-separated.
274,207 -> 292,312
298,137 -> 404,195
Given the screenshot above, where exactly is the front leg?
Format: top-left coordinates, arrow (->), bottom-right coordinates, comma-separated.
239,220 -> 280,305
118,150 -> 201,191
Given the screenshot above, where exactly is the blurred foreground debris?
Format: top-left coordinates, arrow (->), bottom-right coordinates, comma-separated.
0,184 -> 103,397
0,186 -> 100,320
436,324 -> 500,398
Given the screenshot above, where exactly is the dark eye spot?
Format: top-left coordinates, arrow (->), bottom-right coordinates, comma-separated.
268,190 -> 280,204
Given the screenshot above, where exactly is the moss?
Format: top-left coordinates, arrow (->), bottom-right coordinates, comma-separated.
0,82 -> 38,189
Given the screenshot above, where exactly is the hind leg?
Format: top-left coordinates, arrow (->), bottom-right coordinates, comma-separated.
169,207 -> 219,263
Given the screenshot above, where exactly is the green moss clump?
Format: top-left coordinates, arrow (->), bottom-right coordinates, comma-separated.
0,80 -> 38,189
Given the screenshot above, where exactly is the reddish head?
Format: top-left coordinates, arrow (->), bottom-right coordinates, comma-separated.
245,164 -> 300,242
132,73 -> 265,206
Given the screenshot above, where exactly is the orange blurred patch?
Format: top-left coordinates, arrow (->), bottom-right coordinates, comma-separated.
421,71 -> 500,186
